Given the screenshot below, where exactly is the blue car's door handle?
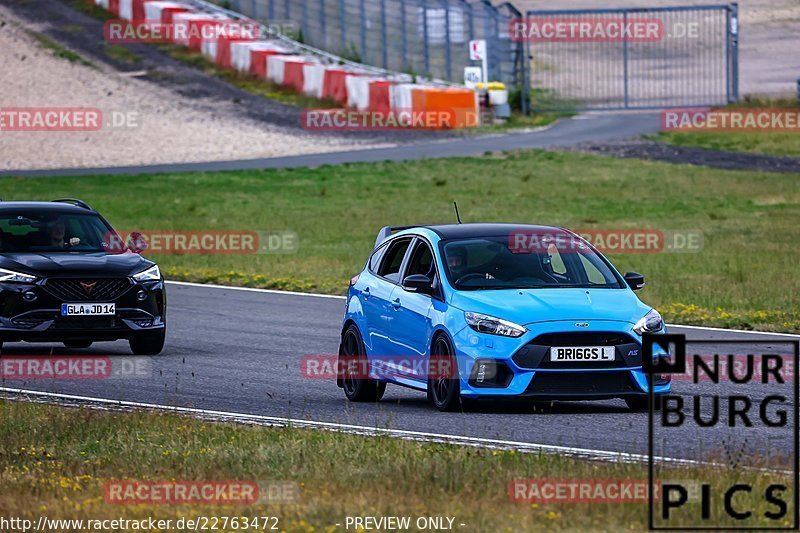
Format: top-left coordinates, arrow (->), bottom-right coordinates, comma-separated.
391,298 -> 401,309
362,287 -> 370,299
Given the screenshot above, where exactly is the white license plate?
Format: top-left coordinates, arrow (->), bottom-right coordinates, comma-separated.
550,346 -> 615,362
61,303 -> 116,316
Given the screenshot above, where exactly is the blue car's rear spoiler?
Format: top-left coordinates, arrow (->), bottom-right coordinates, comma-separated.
374,226 -> 418,248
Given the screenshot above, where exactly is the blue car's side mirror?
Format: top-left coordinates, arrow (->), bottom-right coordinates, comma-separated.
403,274 -> 434,295
624,271 -> 645,291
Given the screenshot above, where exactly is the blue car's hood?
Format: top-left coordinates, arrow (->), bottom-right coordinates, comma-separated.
449,288 -> 652,326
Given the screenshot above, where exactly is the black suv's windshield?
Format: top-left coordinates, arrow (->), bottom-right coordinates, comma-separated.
442,234 -> 624,291
0,210 -> 120,254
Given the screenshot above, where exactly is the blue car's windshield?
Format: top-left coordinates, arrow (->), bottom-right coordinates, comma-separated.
442,234 -> 624,291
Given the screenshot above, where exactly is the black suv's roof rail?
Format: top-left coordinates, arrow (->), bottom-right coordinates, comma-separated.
52,198 -> 93,210
375,225 -> 418,247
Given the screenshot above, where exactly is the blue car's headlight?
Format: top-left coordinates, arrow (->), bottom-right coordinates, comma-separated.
0,267 -> 37,283
633,309 -> 664,335
132,265 -> 161,282
465,312 -> 527,338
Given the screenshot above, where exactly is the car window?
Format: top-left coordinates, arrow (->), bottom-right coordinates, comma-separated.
0,210 -> 118,254
546,243 -> 567,275
442,236 -> 622,291
377,238 -> 412,282
368,243 -> 388,273
404,241 -> 434,280
579,252 -> 613,285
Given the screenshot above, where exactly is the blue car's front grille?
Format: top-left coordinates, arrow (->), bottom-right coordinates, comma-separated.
513,332 -> 641,370
525,371 -> 638,396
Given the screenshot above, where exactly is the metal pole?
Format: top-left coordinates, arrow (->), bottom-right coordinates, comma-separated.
380,0 -> 388,69
339,0 -> 347,52
730,2 -> 740,102
422,0 -> 430,75
622,9 -> 629,109
301,0 -> 309,42
401,0 -> 408,70
359,0 -> 367,62
319,0 -> 326,48
442,0 -> 452,81
522,31 -> 531,115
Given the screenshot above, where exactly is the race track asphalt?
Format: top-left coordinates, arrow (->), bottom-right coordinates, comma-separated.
0,113 -> 661,178
1,282 -> 797,465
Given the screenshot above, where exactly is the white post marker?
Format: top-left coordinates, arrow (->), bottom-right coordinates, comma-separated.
469,39 -> 488,84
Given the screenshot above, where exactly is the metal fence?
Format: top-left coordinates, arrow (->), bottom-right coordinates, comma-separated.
223,0 -> 524,86
523,4 -> 740,111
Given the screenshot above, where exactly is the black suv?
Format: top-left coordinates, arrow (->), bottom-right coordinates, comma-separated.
0,199 -> 166,354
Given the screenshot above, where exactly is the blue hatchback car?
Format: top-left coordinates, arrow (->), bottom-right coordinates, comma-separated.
337,223 -> 671,411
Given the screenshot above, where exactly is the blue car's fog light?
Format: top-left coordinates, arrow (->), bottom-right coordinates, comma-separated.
468,359 -> 513,388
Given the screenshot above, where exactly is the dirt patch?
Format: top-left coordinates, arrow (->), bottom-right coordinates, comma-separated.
567,138 -> 800,173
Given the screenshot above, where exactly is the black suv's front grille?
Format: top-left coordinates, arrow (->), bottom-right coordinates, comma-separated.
513,332 -> 641,370
43,278 -> 132,302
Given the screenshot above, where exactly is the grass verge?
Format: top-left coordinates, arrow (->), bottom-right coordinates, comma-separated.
0,400 -> 793,532
1,150 -> 798,332
652,96 -> 800,157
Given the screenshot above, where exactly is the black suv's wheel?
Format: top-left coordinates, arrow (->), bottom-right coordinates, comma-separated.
63,341 -> 92,349
129,330 -> 165,355
625,395 -> 663,411
427,335 -> 461,412
340,325 -> 386,402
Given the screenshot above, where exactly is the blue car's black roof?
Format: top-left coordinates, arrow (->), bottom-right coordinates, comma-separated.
424,223 -> 571,240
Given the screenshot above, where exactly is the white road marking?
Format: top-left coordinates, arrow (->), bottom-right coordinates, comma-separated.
167,280 -> 346,300
1,386 -> 698,467
668,324 -> 800,339
165,281 -> 800,338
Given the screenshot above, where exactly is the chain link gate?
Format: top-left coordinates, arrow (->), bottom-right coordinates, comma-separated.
521,4 -> 739,111
224,0 -> 523,86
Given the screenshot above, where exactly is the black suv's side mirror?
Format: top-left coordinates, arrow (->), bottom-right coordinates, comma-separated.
624,271 -> 645,291
403,274 -> 434,295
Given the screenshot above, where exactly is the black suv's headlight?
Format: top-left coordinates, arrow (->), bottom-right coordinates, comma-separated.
132,265 -> 161,282
465,312 -> 527,338
0,267 -> 37,283
633,309 -> 664,335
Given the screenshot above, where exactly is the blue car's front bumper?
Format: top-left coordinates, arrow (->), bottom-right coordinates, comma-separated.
451,320 -> 671,400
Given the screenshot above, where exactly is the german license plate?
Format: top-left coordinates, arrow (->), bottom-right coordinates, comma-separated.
61,303 -> 115,316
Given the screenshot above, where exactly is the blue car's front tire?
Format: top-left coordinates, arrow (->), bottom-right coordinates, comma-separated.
427,335 -> 461,412
340,325 -> 386,402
